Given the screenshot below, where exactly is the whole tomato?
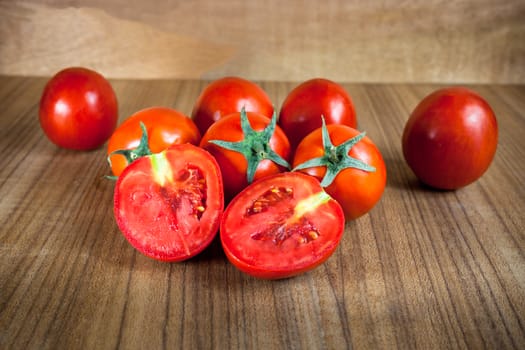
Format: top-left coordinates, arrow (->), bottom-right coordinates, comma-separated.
39,67 -> 118,150
107,107 -> 201,177
402,87 -> 498,190
293,120 -> 386,220
191,77 -> 274,135
200,109 -> 291,201
279,78 -> 357,149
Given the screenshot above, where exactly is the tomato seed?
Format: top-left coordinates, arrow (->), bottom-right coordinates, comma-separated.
250,215 -> 320,246
308,231 -> 319,240
246,186 -> 293,216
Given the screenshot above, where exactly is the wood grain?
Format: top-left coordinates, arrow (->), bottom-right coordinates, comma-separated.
0,76 -> 524,349
0,0 -> 524,83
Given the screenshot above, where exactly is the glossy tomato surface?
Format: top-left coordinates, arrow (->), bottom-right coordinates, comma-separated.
293,125 -> 386,220
114,144 -> 223,262
221,172 -> 344,279
402,87 -> 498,189
191,77 -> 273,135
39,67 -> 118,150
107,107 -> 201,176
279,78 -> 357,149
200,111 -> 291,201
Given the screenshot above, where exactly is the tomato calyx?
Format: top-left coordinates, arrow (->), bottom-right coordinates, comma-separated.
293,117 -> 375,186
107,122 -> 152,180
208,107 -> 290,184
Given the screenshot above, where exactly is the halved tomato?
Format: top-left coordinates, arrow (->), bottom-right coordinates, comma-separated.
114,143 -> 223,262
220,172 -> 344,279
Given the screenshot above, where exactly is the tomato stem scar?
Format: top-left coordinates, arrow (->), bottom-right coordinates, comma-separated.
151,151 -> 174,186
293,191 -> 332,218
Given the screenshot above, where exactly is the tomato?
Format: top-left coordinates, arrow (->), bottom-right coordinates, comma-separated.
278,78 -> 357,149
200,108 -> 291,201
39,67 -> 118,150
220,172 -> 344,279
114,143 -> 223,262
107,107 -> 201,177
402,87 -> 498,190
191,77 -> 274,135
293,120 -> 386,220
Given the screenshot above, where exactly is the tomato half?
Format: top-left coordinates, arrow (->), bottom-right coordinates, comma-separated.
278,78 -> 357,149
402,87 -> 498,189
191,77 -> 274,135
39,67 -> 118,150
200,109 -> 291,201
114,144 -> 223,262
107,107 -> 201,176
220,172 -> 344,279
293,122 -> 386,220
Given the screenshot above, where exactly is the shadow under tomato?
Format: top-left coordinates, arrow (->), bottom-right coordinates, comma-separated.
383,155 -> 455,194
189,233 -> 226,263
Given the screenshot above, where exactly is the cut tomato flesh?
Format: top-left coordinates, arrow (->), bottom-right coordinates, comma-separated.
114,145 -> 223,262
220,172 -> 344,279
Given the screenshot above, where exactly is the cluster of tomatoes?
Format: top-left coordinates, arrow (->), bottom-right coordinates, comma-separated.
39,67 -> 498,279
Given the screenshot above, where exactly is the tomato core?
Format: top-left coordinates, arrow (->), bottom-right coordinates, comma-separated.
245,187 -> 330,246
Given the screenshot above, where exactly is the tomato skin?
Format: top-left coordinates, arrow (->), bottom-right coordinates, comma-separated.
293,125 -> 386,220
220,172 -> 344,279
39,67 -> 118,150
279,78 -> 357,149
402,87 -> 498,190
107,107 -> 201,176
114,144 -> 223,262
191,77 -> 274,135
200,111 -> 291,200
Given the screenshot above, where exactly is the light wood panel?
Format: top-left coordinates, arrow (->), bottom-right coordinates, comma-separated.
0,76 -> 524,349
0,0 -> 524,83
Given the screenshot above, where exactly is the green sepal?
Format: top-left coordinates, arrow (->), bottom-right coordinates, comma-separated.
292,117 -> 375,187
106,122 -> 152,180
208,107 -> 290,184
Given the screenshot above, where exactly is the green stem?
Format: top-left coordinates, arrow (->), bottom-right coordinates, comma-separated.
292,117 -> 375,187
107,122 -> 152,179
208,107 -> 290,184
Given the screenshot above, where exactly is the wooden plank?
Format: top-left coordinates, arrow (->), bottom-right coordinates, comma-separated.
0,1 -> 524,83
0,76 -> 524,349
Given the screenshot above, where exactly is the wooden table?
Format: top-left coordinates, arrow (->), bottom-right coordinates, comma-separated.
1,76 -> 524,349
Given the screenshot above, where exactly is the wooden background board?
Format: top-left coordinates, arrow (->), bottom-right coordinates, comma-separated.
0,76 -> 524,349
0,0 -> 524,83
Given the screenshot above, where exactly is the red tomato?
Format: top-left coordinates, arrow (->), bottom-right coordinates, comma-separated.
402,87 -> 498,189
200,109 -> 291,201
114,144 -> 223,262
191,77 -> 274,135
293,123 -> 386,220
39,67 -> 118,150
107,107 -> 201,176
279,78 -> 357,149
221,172 -> 345,279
